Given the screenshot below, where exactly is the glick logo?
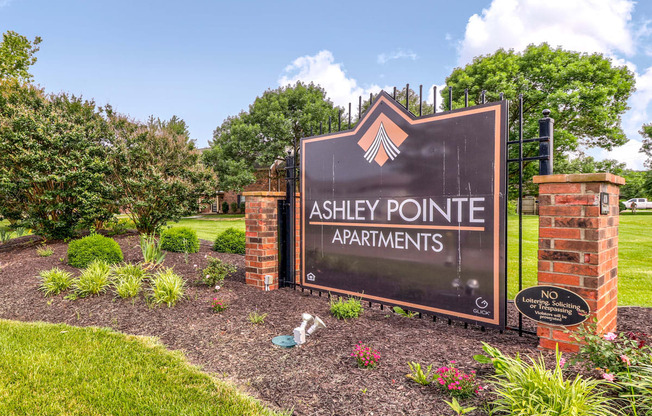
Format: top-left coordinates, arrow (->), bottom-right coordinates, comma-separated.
357,113 -> 408,167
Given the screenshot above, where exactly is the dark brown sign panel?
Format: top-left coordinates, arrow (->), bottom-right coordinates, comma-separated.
301,91 -> 507,329
514,285 -> 590,326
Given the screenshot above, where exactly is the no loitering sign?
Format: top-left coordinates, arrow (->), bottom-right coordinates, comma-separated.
301,91 -> 507,328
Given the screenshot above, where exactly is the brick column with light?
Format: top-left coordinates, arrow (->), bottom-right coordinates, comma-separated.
534,173 -> 625,352
243,191 -> 285,290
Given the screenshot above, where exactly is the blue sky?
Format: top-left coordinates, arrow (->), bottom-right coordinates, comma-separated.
2,0 -> 652,168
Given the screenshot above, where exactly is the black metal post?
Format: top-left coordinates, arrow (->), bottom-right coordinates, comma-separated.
538,109 -> 554,175
328,116 -> 331,133
285,152 -> 296,287
358,96 -> 362,121
419,84 -> 423,116
405,83 -> 409,112
481,90 -> 486,104
348,103 -> 351,129
518,94 -> 524,336
464,88 -> 468,107
433,86 -> 437,113
393,86 -> 397,100
338,109 -> 341,131
448,86 -> 452,111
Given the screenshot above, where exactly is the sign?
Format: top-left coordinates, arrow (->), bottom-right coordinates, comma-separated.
301,91 -> 507,329
514,285 -> 590,326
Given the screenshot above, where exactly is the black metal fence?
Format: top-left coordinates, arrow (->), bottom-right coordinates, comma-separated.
277,85 -> 553,336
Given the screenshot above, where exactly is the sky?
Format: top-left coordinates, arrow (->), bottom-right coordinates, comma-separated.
1,0 -> 651,168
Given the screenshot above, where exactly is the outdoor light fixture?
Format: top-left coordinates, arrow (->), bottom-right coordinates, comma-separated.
306,316 -> 326,335
264,274 -> 273,291
293,313 -> 313,345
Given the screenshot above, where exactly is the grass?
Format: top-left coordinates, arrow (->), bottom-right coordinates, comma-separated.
112,263 -> 148,299
150,267 -> 186,307
38,268 -> 74,296
0,319 -> 286,416
507,212 -> 652,306
166,216 -> 245,242
75,260 -> 113,298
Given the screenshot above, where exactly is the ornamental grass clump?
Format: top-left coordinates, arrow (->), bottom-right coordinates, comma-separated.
112,263 -> 148,299
433,361 -> 481,399
150,268 -> 185,307
38,267 -> 74,296
351,342 -> 380,369
75,260 -> 113,298
139,234 -> 166,268
475,342 -> 617,416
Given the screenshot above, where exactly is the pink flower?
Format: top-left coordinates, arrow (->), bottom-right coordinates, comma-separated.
559,358 -> 566,368
604,332 -> 617,341
621,355 -> 631,366
602,373 -> 615,382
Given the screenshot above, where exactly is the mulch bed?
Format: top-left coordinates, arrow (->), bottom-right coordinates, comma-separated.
1,234 -> 650,415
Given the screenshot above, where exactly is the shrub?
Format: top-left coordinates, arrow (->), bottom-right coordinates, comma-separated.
230,202 -> 238,214
67,234 -> 123,268
150,268 -> 185,307
433,361 -> 481,399
36,245 -> 54,257
38,267 -> 74,296
619,201 -> 627,212
160,227 -> 199,253
351,342 -> 380,369
211,298 -> 227,313
75,260 -> 113,297
113,263 -> 148,298
105,217 -> 133,236
213,228 -> 245,254
476,342 -> 616,415
248,311 -> 267,324
571,319 -> 652,375
330,296 -> 363,319
140,234 -> 166,267
222,201 -> 229,213
201,257 -> 237,286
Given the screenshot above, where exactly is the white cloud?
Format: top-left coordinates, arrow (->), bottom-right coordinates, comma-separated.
377,49 -> 418,65
593,139 -> 647,170
626,65 -> 652,135
458,0 -> 636,65
278,50 -> 385,109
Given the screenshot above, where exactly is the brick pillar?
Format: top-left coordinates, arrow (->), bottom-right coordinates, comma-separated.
534,173 -> 624,352
243,191 -> 285,290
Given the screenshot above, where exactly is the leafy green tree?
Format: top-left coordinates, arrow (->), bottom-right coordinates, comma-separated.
0,81 -> 116,238
555,154 -> 625,176
443,44 -> 635,194
620,170 -> 648,200
204,82 -> 341,191
108,112 -> 217,234
0,30 -> 42,81
640,123 -> 652,169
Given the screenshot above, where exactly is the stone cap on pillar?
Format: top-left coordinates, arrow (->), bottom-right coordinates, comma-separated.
242,191 -> 286,197
533,173 -> 625,186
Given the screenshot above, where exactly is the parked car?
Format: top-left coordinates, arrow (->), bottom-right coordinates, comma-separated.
623,198 -> 652,209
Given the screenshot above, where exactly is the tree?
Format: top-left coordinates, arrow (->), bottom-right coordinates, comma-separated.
443,44 -> 636,194
639,123 -> 652,169
555,154 -> 625,176
0,30 -> 42,81
108,112 -> 217,234
0,80 -> 116,239
204,82 -> 341,191
359,86 -> 434,120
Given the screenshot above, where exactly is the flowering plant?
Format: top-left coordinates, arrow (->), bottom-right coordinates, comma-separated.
433,361 -> 481,399
210,298 -> 227,313
571,319 -> 652,376
351,342 -> 380,369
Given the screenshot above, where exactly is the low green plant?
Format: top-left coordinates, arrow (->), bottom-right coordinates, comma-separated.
201,257 -> 237,287
476,342 -> 616,415
329,296 -> 363,319
571,319 -> 652,375
150,268 -> 186,307
36,245 -> 54,257
38,268 -> 74,296
213,227 -> 245,254
618,363 -> 652,415
444,397 -> 476,415
406,361 -> 434,386
113,263 -> 148,299
211,298 -> 227,313
248,311 -> 267,325
393,306 -> 417,318
75,260 -> 113,297
139,234 -> 166,268
105,217 -> 132,236
67,234 -> 124,268
0,227 -> 12,243
351,342 -> 380,369
230,202 -> 238,214
160,227 -> 200,253
222,201 -> 229,213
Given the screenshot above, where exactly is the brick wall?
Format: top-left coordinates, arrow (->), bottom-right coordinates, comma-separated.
534,173 -> 624,352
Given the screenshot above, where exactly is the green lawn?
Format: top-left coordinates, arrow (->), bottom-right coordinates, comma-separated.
166,215 -> 245,242
0,319 -> 286,416
508,212 -> 652,306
